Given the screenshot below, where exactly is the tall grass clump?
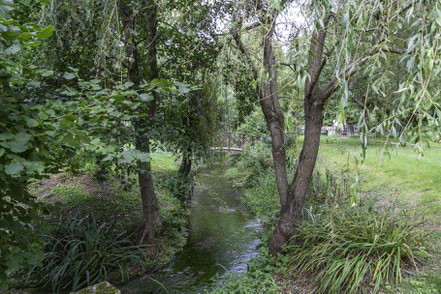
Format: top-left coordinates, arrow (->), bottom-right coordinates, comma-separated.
25,213 -> 147,293
286,202 -> 428,293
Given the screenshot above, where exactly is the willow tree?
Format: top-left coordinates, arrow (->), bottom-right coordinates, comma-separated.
231,0 -> 440,254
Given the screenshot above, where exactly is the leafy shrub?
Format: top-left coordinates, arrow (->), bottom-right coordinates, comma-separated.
243,173 -> 280,221
209,248 -> 282,294
25,213 -> 147,293
236,109 -> 268,138
156,173 -> 194,202
286,202 -> 428,294
226,143 -> 273,188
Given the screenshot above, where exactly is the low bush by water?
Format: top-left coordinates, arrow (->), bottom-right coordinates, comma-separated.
286,200 -> 428,294
25,213 -> 147,293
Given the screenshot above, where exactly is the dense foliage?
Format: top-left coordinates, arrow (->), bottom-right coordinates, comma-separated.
287,202 -> 427,293
2,0 -> 441,291
25,213 -> 146,293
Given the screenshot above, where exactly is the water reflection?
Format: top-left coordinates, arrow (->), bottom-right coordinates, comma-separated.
120,166 -> 263,293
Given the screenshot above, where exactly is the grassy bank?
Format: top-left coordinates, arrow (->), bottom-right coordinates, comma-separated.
16,152 -> 190,292
220,137 -> 441,293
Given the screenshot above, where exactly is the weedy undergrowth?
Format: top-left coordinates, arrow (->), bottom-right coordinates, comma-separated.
286,201 -> 428,294
25,213 -> 148,293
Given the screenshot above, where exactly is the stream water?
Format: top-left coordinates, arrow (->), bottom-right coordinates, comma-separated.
120,164 -> 263,293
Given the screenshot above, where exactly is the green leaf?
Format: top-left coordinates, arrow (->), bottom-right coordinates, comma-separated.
37,69 -> 54,77
63,72 -> 76,80
0,0 -> 14,18
5,161 -> 24,175
120,151 -> 135,164
8,133 -> 32,153
26,161 -> 45,174
109,111 -> 121,118
394,87 -> 408,94
436,9 -> 441,27
17,32 -> 33,42
37,25 -> 55,40
59,118 -> 75,129
175,81 -> 191,94
140,93 -> 153,102
28,81 -> 40,87
136,152 -> 150,163
123,81 -> 134,89
26,118 -> 39,128
0,148 -> 4,158
5,44 -> 22,55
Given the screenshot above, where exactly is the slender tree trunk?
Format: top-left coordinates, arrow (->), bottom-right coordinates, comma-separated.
120,3 -> 162,242
136,136 -> 161,242
178,151 -> 192,178
232,4 -> 333,255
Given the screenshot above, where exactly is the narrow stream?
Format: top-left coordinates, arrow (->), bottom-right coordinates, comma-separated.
120,164 -> 263,293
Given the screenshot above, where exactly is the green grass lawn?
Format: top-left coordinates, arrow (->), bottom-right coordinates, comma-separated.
315,137 -> 441,215
151,151 -> 180,174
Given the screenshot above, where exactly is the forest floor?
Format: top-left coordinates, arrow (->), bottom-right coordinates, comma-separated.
25,152 -> 189,289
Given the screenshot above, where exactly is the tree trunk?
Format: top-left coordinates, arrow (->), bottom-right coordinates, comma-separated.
232,5 -> 332,256
268,100 -> 324,255
120,3 -> 162,242
136,136 -> 161,243
178,151 -> 192,178
259,15 -> 289,208
267,13 -> 330,255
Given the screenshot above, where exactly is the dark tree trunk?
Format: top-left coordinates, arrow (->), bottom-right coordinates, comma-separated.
136,136 -> 161,242
232,5 -> 338,255
268,100 -> 324,254
178,152 -> 192,178
120,3 -> 162,242
268,15 -> 330,255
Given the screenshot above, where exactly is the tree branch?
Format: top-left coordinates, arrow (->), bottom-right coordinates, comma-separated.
320,44 -> 405,102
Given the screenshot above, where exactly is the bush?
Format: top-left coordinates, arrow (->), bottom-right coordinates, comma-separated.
156,173 -> 194,202
225,143 -> 273,189
25,213 -> 147,293
286,202 -> 428,294
243,173 -> 280,221
209,248 -> 283,294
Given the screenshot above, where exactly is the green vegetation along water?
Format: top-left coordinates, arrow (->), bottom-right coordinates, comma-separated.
120,164 -> 263,293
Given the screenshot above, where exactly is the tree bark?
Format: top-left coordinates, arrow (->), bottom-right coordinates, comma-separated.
268,15 -> 330,255
178,151 -> 192,178
120,2 -> 162,243
268,99 -> 324,254
136,136 -> 161,242
260,17 -> 289,209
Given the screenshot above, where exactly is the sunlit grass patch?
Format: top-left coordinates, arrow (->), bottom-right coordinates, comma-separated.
151,152 -> 180,174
